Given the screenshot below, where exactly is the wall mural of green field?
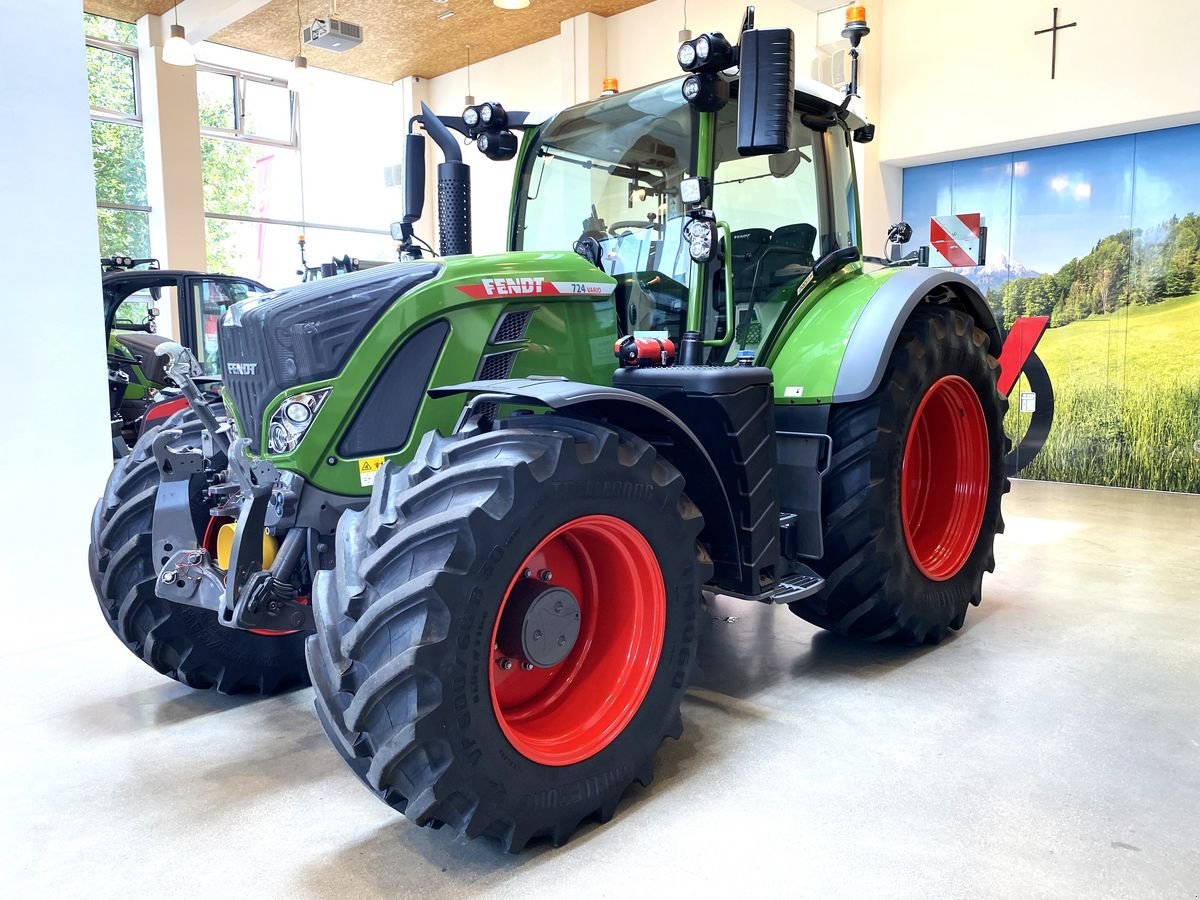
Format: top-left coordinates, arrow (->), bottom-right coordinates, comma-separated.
904,123 -> 1200,494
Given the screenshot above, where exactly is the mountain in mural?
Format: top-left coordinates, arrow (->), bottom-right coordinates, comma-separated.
955,253 -> 1041,295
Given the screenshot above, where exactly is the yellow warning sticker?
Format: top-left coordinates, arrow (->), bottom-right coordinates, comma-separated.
357,456 -> 386,487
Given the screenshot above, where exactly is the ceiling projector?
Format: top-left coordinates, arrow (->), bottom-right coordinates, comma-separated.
303,18 -> 363,52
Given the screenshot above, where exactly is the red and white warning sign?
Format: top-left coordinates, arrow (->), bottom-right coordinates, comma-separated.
929,213 -> 985,268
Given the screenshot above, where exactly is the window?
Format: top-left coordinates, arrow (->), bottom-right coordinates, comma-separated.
198,63 -> 392,286
189,279 -> 270,375
196,65 -> 297,146
85,14 -> 149,259
515,80 -> 697,336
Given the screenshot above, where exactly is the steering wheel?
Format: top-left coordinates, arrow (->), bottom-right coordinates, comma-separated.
609,219 -> 657,238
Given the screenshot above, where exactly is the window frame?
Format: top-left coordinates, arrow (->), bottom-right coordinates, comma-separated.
86,35 -> 142,125
196,63 -> 299,149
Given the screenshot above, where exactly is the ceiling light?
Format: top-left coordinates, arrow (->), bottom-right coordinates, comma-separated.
493,0 -> 531,9
289,55 -> 312,92
162,23 -> 195,66
437,9 -> 455,19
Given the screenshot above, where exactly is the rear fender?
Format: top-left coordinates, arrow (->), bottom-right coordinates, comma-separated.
770,268 -> 1002,405
429,378 -> 742,590
831,269 -> 1002,403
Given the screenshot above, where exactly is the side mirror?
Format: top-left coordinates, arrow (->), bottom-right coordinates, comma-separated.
403,132 -> 426,224
736,26 -> 795,156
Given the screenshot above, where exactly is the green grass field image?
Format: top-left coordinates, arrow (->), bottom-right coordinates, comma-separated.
1007,292 -> 1200,493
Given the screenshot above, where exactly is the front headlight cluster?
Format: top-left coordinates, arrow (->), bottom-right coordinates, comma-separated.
267,388 -> 331,454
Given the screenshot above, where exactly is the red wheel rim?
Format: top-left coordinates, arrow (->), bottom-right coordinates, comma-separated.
901,375 -> 990,581
489,515 -> 666,766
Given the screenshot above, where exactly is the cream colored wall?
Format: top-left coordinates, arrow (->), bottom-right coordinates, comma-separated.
878,0 -> 1200,167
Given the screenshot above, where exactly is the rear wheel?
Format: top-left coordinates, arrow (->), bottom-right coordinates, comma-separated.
789,305 -> 1009,644
307,416 -> 708,851
88,406 -> 309,694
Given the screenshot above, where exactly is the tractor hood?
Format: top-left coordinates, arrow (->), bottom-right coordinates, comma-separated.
218,250 -> 616,453
219,262 -> 442,451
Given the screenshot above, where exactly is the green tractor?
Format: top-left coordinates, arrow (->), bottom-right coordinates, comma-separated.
90,6 -> 1010,849
102,256 -> 269,453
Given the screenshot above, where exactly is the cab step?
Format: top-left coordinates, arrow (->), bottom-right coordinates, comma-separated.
770,565 -> 825,603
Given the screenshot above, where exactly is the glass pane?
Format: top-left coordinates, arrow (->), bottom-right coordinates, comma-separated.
241,78 -> 294,143
87,45 -> 137,116
202,137 -> 301,219
84,13 -> 137,45
114,291 -> 155,330
96,208 -> 150,258
516,81 -> 696,337
197,70 -> 237,131
207,218 -> 391,288
91,120 -> 147,206
191,280 -> 270,375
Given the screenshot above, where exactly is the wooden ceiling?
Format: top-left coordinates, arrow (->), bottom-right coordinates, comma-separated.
84,0 -> 655,82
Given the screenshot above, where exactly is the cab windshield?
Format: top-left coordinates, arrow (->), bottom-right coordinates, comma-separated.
513,80 -> 696,335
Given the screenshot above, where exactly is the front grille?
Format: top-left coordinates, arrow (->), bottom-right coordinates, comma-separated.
477,350 -> 519,381
490,309 -> 534,344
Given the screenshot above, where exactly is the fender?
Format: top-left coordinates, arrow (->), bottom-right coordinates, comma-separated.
832,268 -> 1003,403
429,377 -> 744,591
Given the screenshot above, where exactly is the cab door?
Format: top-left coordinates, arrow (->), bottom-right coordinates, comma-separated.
179,276 -> 271,377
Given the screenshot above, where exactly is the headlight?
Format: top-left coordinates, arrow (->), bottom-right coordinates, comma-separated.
480,104 -> 493,124
695,36 -> 710,62
677,41 -> 697,69
463,106 -> 480,128
682,75 -> 702,101
685,218 -> 717,264
266,388 -> 331,454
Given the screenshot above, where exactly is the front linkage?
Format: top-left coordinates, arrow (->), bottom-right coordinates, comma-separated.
149,342 -> 343,635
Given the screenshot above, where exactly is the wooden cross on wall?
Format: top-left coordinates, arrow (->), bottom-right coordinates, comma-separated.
1034,7 -> 1078,79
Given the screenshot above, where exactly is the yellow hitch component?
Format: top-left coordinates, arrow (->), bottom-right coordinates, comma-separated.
215,522 -> 278,571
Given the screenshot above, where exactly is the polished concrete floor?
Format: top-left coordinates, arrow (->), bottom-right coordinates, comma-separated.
2,480 -> 1198,898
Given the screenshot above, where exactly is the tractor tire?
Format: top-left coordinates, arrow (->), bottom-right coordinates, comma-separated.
790,305 -> 1009,644
307,416 -> 709,851
88,406 -> 309,695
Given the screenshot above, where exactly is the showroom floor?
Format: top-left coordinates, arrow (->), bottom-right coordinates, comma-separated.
2,479 -> 1198,898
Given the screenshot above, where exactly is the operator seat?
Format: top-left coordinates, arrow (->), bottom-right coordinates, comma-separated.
728,228 -> 773,305
761,223 -> 817,290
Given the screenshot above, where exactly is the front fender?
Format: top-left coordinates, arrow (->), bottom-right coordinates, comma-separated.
430,377 -> 742,590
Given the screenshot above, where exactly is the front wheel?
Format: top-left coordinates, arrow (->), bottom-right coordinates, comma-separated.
789,305 -> 1009,644
307,416 -> 709,851
88,407 -> 310,694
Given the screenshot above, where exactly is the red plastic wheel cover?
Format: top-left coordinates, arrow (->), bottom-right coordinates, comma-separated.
489,515 -> 666,766
901,375 -> 990,581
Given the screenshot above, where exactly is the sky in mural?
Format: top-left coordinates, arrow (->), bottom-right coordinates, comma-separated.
902,123 -> 1200,277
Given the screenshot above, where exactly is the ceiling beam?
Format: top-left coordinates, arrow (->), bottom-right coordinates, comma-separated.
149,0 -> 272,45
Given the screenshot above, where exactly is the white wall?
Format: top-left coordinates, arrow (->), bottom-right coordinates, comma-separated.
874,0 -> 1200,220
0,0 -> 111,606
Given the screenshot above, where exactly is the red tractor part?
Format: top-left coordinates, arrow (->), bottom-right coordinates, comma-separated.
997,315 -> 1050,397
490,515 -> 666,766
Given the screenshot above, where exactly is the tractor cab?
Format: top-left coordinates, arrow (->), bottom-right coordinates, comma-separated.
512,67 -> 866,370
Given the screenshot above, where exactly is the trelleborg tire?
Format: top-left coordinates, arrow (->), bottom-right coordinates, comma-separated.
88,406 -> 309,694
307,416 -> 709,851
789,305 -> 1010,644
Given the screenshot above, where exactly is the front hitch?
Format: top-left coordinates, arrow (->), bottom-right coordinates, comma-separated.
154,341 -> 230,452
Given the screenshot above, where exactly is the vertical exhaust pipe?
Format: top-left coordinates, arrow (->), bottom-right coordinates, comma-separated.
420,102 -> 472,257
